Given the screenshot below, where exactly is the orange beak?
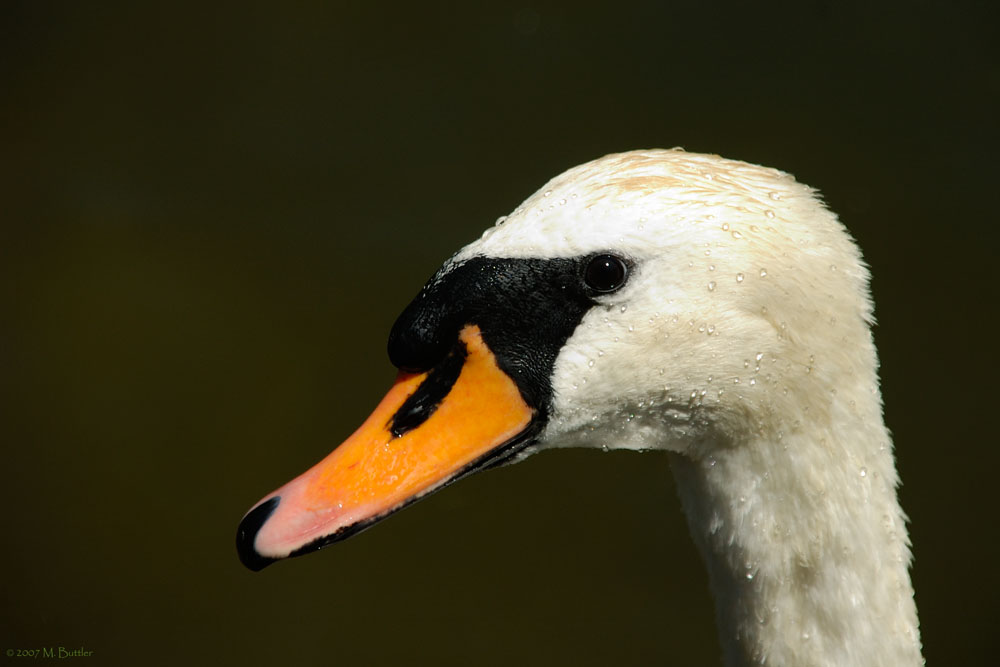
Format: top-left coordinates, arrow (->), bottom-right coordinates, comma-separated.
237,325 -> 535,570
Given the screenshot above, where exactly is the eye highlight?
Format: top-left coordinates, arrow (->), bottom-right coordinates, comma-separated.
583,254 -> 629,293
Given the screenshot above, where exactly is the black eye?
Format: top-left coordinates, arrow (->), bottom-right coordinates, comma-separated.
583,254 -> 629,293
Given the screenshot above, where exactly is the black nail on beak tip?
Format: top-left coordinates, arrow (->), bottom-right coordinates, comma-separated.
236,496 -> 281,572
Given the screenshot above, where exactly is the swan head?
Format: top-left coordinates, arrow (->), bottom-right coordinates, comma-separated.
238,149 -> 878,569
465,150 -> 878,455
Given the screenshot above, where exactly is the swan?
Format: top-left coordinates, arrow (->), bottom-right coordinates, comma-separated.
237,149 -> 923,666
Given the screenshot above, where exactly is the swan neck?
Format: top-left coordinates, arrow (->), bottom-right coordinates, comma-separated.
669,419 -> 922,666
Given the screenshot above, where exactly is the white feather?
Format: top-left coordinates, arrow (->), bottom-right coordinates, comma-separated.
453,149 -> 922,666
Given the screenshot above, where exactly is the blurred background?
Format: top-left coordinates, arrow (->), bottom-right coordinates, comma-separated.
2,1 -> 996,665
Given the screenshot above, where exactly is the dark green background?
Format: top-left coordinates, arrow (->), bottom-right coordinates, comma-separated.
2,2 -> 996,665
